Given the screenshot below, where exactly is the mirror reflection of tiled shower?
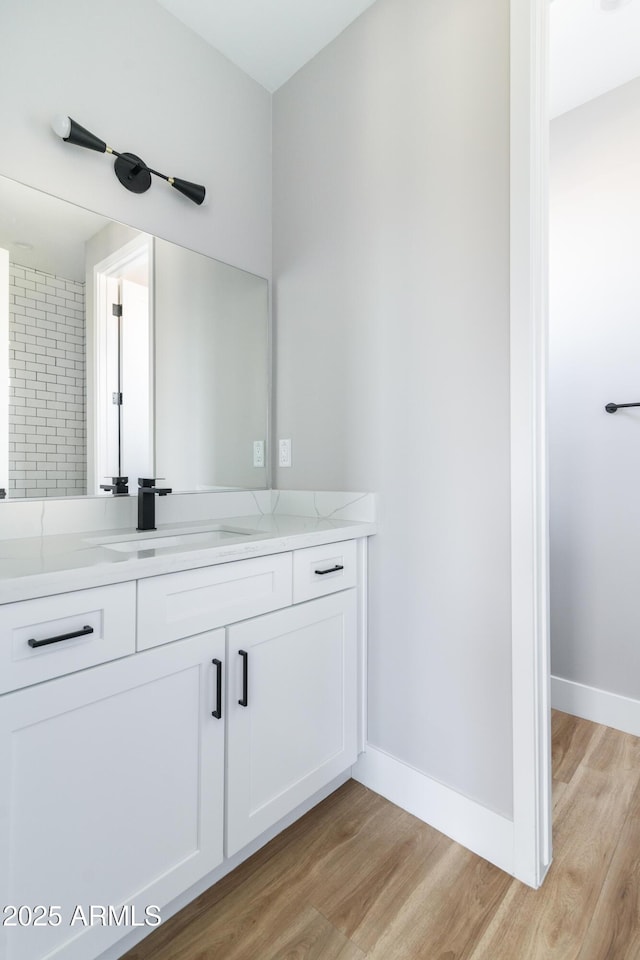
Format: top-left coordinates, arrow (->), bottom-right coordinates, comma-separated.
7,259 -> 86,498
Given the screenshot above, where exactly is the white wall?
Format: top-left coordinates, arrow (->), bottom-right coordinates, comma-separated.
550,78 -> 640,701
0,0 -> 271,280
273,0 -> 513,816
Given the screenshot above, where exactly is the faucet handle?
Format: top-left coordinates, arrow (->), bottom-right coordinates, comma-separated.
137,477 -> 171,495
101,476 -> 129,495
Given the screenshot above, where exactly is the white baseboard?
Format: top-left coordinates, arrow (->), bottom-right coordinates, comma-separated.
352,746 -> 514,877
551,675 -> 640,737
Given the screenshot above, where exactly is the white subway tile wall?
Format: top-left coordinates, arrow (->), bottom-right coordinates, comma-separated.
8,263 -> 86,498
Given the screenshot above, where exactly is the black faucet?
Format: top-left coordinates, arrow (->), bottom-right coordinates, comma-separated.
100,476 -> 129,496
137,478 -> 172,532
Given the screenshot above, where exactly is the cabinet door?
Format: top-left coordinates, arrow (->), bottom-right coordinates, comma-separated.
226,590 -> 357,856
0,631 -> 225,960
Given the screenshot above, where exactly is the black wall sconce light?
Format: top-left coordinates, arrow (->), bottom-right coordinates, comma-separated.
51,116 -> 206,206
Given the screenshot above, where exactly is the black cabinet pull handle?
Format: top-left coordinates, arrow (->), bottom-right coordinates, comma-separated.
28,625 -> 93,649
212,659 -> 222,719
239,649 -> 248,707
314,564 -> 344,576
605,402 -> 640,413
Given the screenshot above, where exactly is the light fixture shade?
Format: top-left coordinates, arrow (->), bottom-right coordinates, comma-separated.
52,116 -> 106,153
171,178 -> 206,205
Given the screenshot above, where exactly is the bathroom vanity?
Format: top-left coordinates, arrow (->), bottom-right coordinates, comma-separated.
0,504 -> 375,960
0,167 -> 378,959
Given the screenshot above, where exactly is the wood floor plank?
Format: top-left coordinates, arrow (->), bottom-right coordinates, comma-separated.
576,774 -> 640,960
583,723 -> 640,776
123,782 -> 388,960
552,778 -> 568,812
194,791 -> 402,960
552,710 -> 599,784
364,841 -> 513,960
264,905 -> 365,960
468,736 -> 640,960
311,811 -> 448,952
301,799 -> 409,909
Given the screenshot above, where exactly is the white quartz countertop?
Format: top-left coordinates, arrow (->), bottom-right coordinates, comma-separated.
0,513 -> 377,604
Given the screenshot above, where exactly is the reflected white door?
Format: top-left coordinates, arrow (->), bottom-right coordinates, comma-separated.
103,276 -> 120,483
120,278 -> 152,485
94,238 -> 153,493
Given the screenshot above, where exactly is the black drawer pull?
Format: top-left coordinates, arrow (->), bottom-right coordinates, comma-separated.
239,649 -> 248,707
314,564 -> 344,576
28,625 -> 93,649
212,659 -> 222,719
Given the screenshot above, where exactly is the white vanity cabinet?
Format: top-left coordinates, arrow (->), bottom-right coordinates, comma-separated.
137,548 -> 359,858
0,536 -> 366,960
0,582 -> 136,695
0,630 -> 226,960
226,589 -> 357,856
136,553 -> 293,650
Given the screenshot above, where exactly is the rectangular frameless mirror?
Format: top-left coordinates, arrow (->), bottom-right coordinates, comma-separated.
0,175 -> 269,499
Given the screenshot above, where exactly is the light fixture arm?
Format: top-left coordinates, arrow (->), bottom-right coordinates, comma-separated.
51,116 -> 206,206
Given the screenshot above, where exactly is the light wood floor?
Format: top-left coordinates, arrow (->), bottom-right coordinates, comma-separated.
124,711 -> 640,960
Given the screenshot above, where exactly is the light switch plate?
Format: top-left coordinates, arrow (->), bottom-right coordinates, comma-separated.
253,440 -> 265,468
278,438 -> 292,467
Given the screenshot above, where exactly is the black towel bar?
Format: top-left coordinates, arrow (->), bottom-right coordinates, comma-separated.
605,402 -> 640,413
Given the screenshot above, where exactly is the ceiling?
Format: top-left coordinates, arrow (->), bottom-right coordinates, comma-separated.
551,0 -> 640,118
155,0 -> 378,92
0,178 -> 109,281
157,0 -> 640,113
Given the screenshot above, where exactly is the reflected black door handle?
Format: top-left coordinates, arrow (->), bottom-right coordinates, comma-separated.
212,658 -> 222,719
314,565 -> 344,576
238,650 -> 248,707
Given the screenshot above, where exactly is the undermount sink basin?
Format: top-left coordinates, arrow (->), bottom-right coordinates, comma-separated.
87,526 -> 258,554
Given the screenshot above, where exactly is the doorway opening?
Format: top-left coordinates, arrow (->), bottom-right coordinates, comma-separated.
549,0 -> 640,737
91,235 -> 154,496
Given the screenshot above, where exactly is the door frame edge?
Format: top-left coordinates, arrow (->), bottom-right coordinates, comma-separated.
510,0 -> 552,888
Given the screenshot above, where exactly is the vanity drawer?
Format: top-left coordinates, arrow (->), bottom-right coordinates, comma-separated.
137,553 -> 293,650
293,540 -> 357,603
0,582 -> 136,694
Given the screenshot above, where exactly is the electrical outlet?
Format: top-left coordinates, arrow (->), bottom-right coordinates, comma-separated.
278,438 -> 292,467
253,440 -> 265,468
